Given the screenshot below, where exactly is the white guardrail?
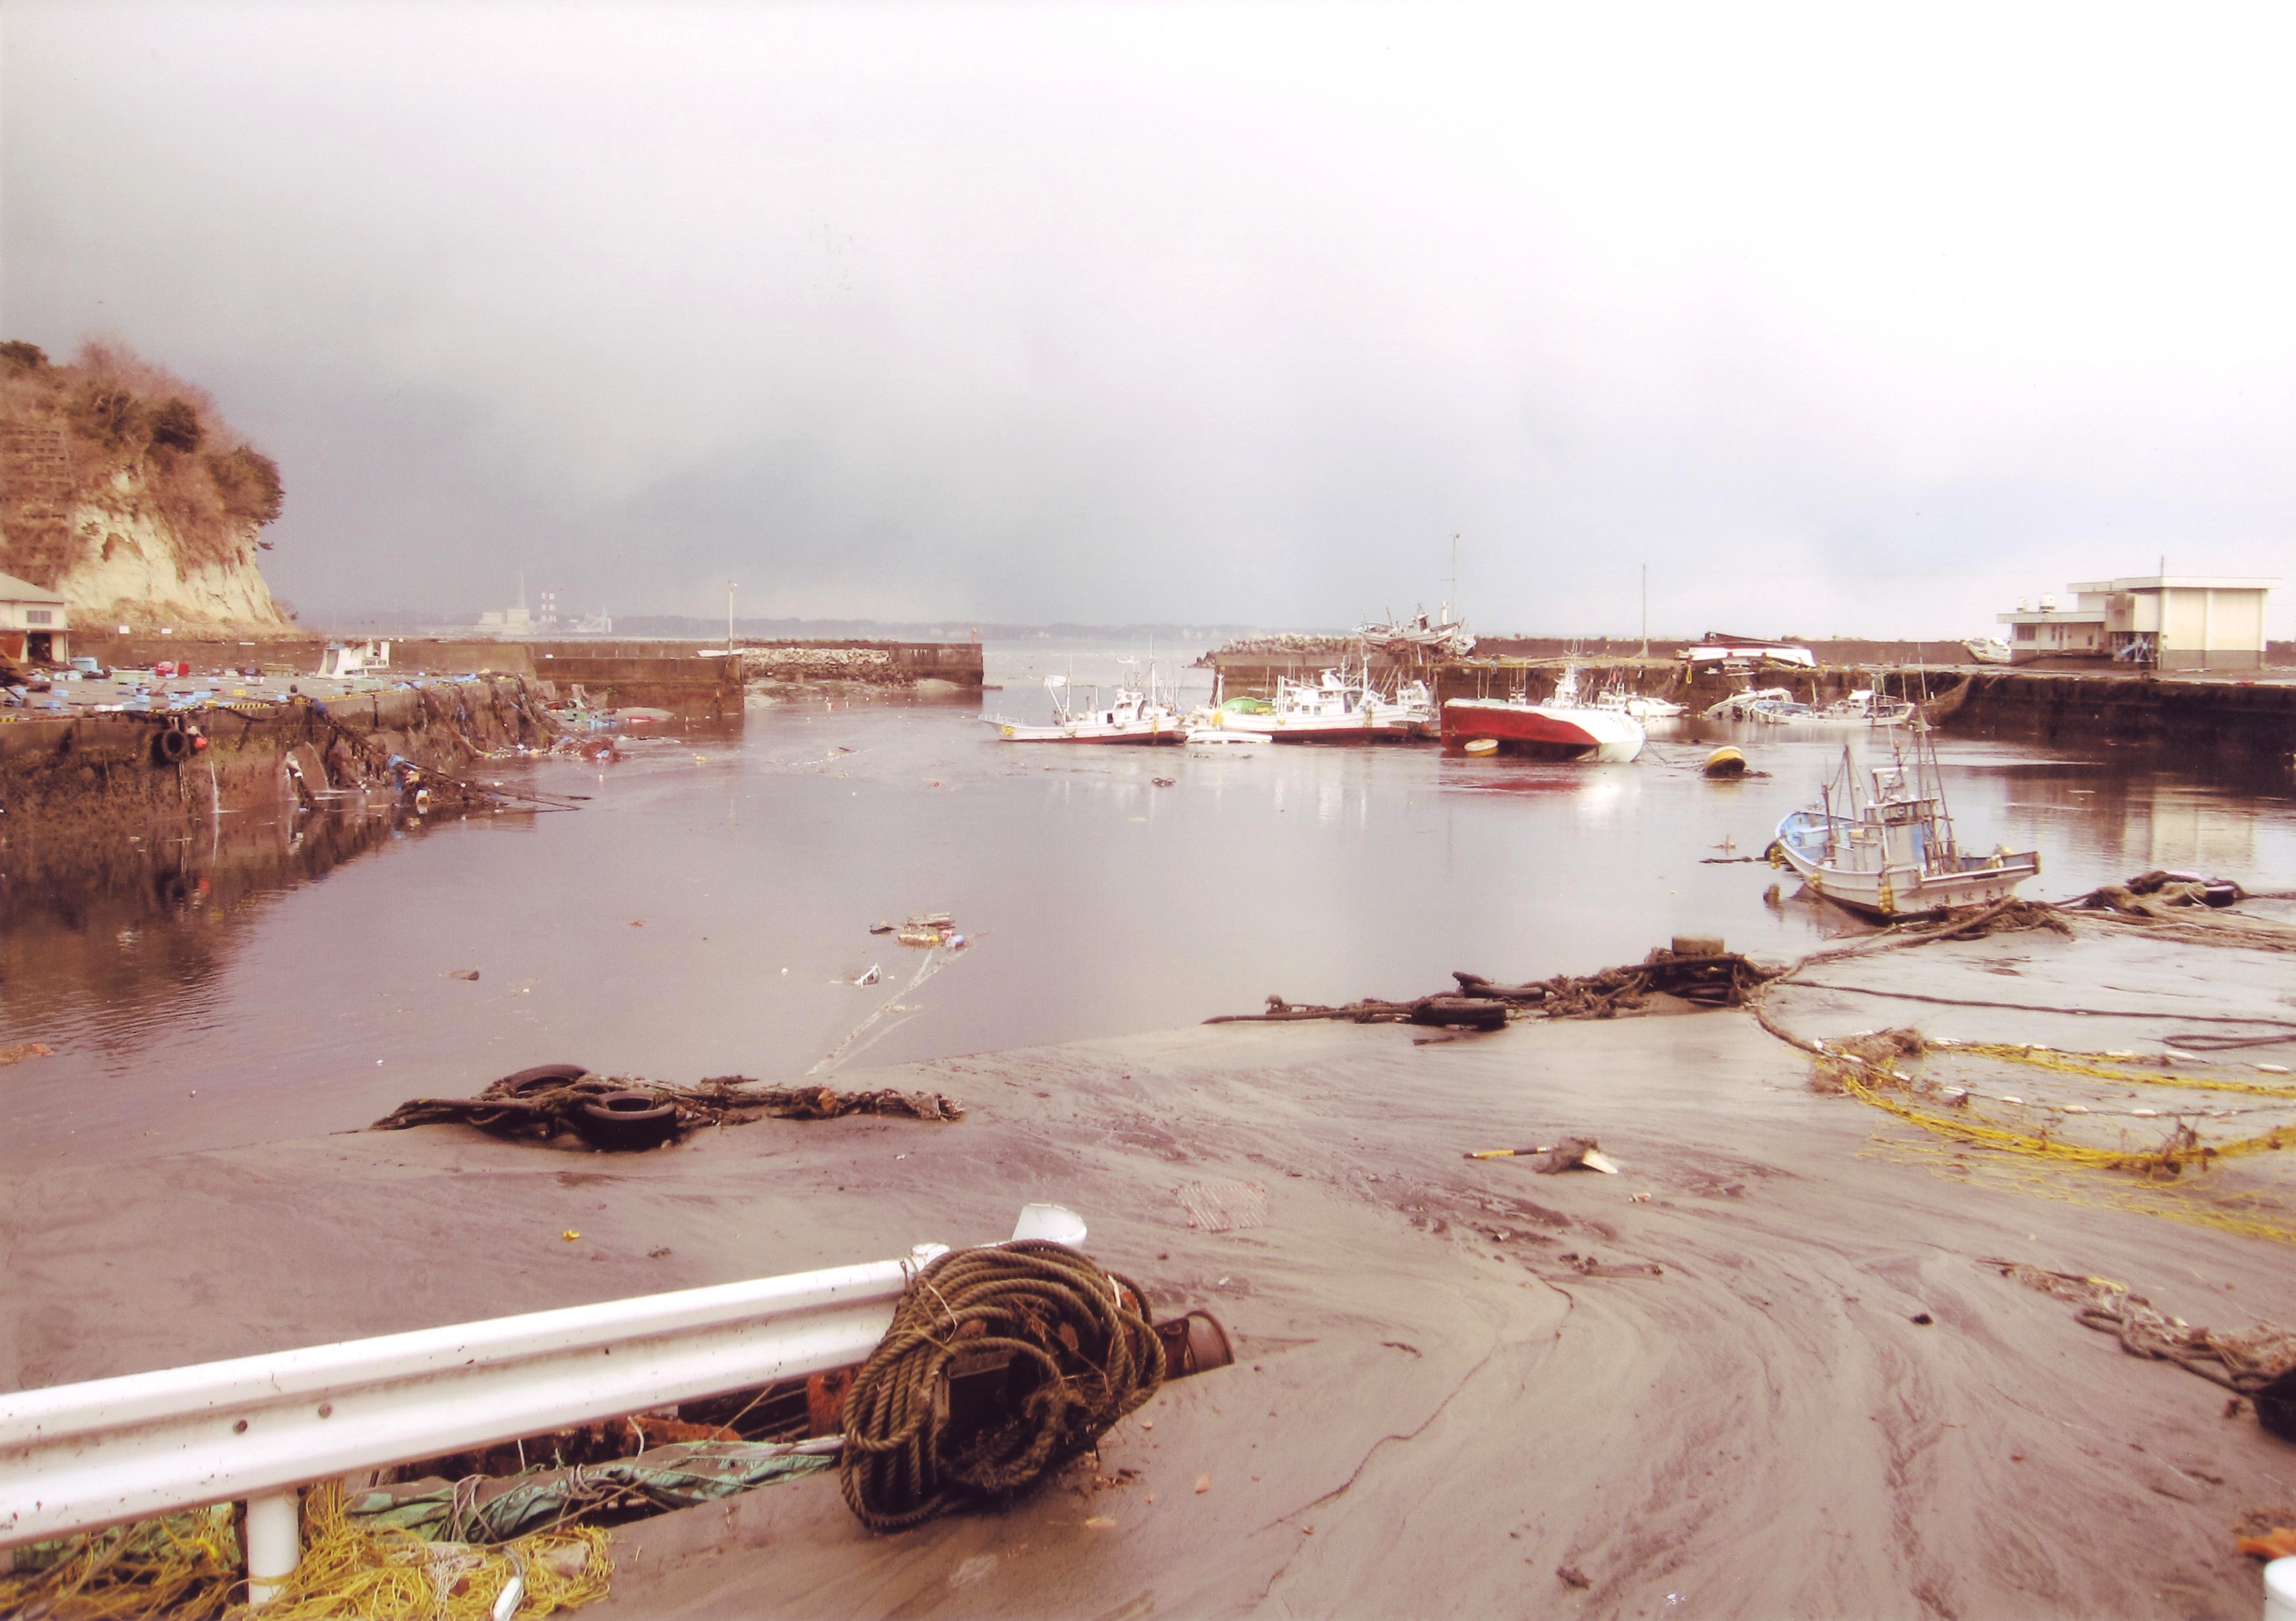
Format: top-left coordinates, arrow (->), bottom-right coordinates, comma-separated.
1,1203 -> 1086,1601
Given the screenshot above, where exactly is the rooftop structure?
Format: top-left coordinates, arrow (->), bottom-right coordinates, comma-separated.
1998,575 -> 2275,671
0,569 -> 68,666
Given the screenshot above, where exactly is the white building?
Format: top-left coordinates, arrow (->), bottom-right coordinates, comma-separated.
1998,575 -> 2276,671
0,569 -> 68,666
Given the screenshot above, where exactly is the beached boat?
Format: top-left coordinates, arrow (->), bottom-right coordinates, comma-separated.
1680,633 -> 1817,672
1441,667 -> 1645,762
1703,686 -> 1796,721
1964,636 -> 2013,665
1771,731 -> 2039,917
1357,606 -> 1474,658
991,675 -> 1183,744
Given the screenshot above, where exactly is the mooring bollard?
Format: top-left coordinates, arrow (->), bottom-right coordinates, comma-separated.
244,1488 -> 301,1606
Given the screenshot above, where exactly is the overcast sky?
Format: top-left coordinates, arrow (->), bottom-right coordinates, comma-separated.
5,1 -> 2291,637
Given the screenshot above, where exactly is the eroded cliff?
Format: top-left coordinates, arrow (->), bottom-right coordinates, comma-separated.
0,339 -> 293,633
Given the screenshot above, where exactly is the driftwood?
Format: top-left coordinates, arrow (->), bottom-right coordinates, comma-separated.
371,1069 -> 964,1141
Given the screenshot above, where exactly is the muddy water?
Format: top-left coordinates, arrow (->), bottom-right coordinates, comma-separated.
4,642 -> 2293,1169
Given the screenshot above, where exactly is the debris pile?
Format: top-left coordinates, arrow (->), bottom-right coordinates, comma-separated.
1209,945 -> 1778,1027
370,1064 -> 964,1149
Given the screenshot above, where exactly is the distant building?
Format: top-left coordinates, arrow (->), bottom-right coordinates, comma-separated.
0,569 -> 68,666
1998,576 -> 2276,671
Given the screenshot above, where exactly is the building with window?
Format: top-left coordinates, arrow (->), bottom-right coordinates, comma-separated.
0,570 -> 68,667
1998,575 -> 2275,671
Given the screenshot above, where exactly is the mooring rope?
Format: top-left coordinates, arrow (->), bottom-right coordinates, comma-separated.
839,1241 -> 1165,1533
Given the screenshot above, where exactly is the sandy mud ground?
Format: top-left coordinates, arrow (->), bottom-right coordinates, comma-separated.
5,927 -> 2294,1619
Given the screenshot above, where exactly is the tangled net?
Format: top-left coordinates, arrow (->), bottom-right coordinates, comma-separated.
371,1070 -> 963,1141
839,1242 -> 1165,1532
0,1485 -> 611,1621
1983,1258 -> 2296,1395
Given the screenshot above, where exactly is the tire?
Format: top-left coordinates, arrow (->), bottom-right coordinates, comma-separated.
574,1089 -> 681,1151
496,1063 -> 591,1098
153,728 -> 193,765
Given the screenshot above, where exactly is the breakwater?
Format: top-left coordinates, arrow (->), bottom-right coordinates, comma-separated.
64,636 -> 984,714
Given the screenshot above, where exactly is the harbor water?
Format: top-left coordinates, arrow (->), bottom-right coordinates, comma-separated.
4,642 -> 2293,1171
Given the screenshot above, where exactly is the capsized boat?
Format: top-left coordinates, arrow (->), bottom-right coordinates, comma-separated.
1593,686 -> 1687,720
1440,667 -> 1645,762
991,674 -> 1183,744
1770,729 -> 2038,917
1703,686 -> 1796,721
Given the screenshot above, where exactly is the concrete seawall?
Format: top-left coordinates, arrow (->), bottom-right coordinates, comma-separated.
0,677 -> 556,883
1935,670 -> 2296,757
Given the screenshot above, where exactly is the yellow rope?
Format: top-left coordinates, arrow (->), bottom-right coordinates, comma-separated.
0,1486 -> 614,1621
1941,1042 -> 2296,1100
228,1484 -> 613,1620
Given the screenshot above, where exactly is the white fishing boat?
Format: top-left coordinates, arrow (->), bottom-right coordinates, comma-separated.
1209,666 -> 1431,743
1357,605 -> 1475,658
1680,633 -> 1817,671
1441,666 -> 1645,763
1186,728 -> 1265,750
990,674 -> 1184,744
1964,636 -> 2013,665
1593,686 -> 1688,720
1703,686 -> 1796,721
1770,730 -> 2039,918
1746,688 -> 1916,728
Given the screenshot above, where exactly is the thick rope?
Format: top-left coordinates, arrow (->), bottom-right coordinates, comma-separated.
839,1242 -> 1164,1532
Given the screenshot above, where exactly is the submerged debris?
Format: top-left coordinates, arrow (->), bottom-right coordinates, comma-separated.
370,1065 -> 964,1147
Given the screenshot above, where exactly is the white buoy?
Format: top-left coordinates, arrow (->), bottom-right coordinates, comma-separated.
2264,1556 -> 2296,1621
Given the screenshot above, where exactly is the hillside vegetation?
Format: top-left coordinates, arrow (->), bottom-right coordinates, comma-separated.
1,338 -> 292,631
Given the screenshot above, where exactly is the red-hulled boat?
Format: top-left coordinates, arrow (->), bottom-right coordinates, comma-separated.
1440,668 -> 1645,763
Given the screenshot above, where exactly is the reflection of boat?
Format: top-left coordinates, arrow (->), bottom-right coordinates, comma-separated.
991,674 -> 1183,744
1440,667 -> 1645,763
1965,636 -> 2013,665
1186,729 -> 1265,750
1771,731 -> 2038,917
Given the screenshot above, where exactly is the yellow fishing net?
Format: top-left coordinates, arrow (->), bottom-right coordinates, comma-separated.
1807,1030 -> 2296,1244
0,1485 -> 614,1621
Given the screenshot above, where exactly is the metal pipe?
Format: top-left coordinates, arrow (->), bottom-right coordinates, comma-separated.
243,1489 -> 300,1606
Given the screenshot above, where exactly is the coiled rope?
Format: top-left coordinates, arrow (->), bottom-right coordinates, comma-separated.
839,1241 -> 1165,1532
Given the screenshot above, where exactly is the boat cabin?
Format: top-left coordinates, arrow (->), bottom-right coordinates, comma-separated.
0,570 -> 68,667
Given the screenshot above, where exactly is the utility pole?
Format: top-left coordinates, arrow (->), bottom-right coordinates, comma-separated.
726,579 -> 737,651
1639,564 -> 1648,659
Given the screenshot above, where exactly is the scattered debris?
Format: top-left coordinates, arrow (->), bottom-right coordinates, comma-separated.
1557,1566 -> 1592,1589
448,969 -> 482,982
1465,1139 -> 1619,1174
2236,1509 -> 2296,1559
0,1042 -> 56,1067
1212,945 -> 1779,1027
1982,1260 -> 2296,1426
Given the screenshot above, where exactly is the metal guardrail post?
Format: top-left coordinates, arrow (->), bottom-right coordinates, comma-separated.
243,1489 -> 300,1606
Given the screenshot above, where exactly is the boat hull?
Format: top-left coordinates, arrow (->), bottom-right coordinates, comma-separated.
993,720 -> 1183,744
1772,813 -> 2040,918
1441,699 -> 1645,763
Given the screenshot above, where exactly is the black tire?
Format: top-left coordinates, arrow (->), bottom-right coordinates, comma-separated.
575,1089 -> 681,1151
153,728 -> 193,765
2258,1366 -> 2296,1443
496,1063 -> 591,1099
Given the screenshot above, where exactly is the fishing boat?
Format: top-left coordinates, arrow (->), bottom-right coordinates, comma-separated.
1356,606 -> 1475,658
1964,636 -> 2013,665
1593,686 -> 1687,720
1703,686 -> 1796,721
990,674 -> 1184,744
1770,729 -> 2039,917
1440,667 -> 1645,762
1208,667 -> 1431,743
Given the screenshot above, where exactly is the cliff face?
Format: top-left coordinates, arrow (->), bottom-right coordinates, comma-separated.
0,339 -> 294,634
